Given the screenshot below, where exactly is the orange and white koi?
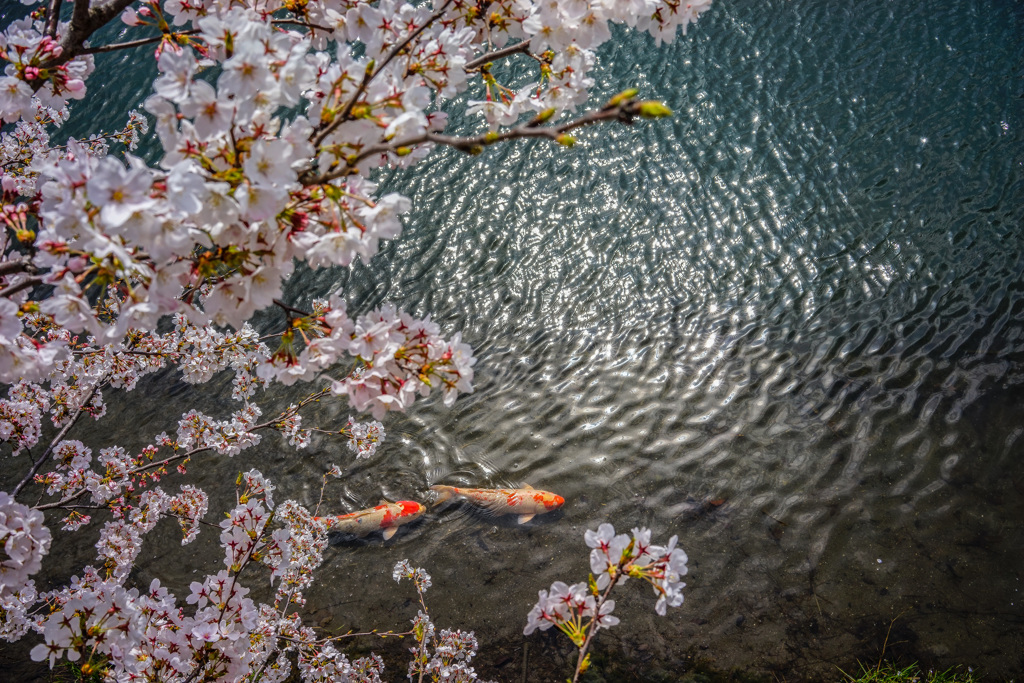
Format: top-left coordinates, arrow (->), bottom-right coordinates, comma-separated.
429,484 -> 565,524
317,500 -> 425,540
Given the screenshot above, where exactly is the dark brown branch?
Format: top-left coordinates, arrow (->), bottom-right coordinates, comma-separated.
39,0 -> 139,70
31,400 -> 326,511
78,30 -> 199,56
0,275 -> 43,300
271,19 -> 333,32
49,504 -> 221,528
65,0 -> 95,53
72,348 -> 177,357
45,0 -> 64,39
0,258 -> 35,279
465,41 -> 531,71
272,298 -> 313,319
278,630 -> 411,646
34,442 -> 210,511
306,102 -> 641,186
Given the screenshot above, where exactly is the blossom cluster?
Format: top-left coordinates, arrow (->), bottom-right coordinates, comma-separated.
330,304 -> 476,420
345,416 -> 385,458
394,560 -> 495,683
0,17 -> 91,123
525,524 -> 688,644
0,492 -> 51,596
24,471 -> 385,682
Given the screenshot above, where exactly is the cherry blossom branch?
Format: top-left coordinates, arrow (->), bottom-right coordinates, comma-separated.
415,583 -> 430,683
71,348 -> 177,357
13,382 -> 101,499
465,41 -> 532,71
50,503 -> 222,529
78,30 -> 199,56
271,19 -> 333,32
44,0 -> 63,39
0,257 -> 36,279
218,517 -> 268,626
31,397 -> 329,511
309,0 -> 455,148
571,580 -> 618,683
35,440 -> 220,511
312,473 -> 330,517
307,100 -> 655,186
277,629 -> 411,645
272,298 -> 313,318
0,276 -> 43,300
39,0 -> 139,70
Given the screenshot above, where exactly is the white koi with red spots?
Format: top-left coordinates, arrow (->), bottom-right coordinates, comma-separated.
429,484 -> 565,524
317,500 -> 425,540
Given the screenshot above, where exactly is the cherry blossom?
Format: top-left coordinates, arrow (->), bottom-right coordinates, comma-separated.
0,492 -> 51,594
526,524 -> 689,681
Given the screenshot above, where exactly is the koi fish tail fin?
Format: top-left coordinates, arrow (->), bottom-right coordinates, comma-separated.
429,485 -> 456,506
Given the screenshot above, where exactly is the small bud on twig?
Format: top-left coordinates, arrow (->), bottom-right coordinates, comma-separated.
603,89 -> 639,110
635,101 -> 673,118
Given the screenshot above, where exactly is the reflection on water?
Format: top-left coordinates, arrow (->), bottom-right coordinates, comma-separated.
7,0 -> 1024,680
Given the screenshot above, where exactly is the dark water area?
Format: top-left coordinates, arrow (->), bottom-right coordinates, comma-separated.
4,0 -> 1024,681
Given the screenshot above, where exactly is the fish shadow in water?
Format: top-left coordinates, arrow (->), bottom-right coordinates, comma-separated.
431,501 -> 566,530
326,517 -> 429,546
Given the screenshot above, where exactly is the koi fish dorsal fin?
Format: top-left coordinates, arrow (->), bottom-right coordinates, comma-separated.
523,483 -> 535,490
518,513 -> 535,524
379,498 -> 392,506
382,527 -> 398,540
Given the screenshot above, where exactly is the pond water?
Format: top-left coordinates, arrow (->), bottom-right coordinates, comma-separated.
5,0 -> 1024,680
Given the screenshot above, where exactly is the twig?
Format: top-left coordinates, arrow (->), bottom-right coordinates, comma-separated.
278,629 -> 411,645
306,103 -> 639,186
0,276 -> 43,300
44,0 -> 64,38
272,298 -> 313,318
271,19 -> 333,32
72,348 -> 177,357
78,30 -> 200,56
32,405 -> 321,511
313,474 -> 330,517
217,515 -> 268,625
571,581 -> 618,683
465,41 -> 532,71
0,258 -> 34,279
876,610 -> 909,671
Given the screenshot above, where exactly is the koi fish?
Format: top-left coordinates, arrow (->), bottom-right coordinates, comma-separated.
317,500 -> 425,540
429,484 -> 565,524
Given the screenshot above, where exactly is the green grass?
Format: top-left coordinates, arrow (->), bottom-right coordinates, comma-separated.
840,662 -> 979,683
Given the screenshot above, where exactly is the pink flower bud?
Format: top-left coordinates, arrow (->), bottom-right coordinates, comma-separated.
121,7 -> 141,26
64,79 -> 86,97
